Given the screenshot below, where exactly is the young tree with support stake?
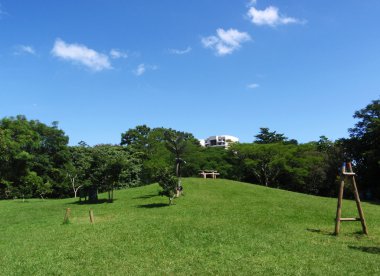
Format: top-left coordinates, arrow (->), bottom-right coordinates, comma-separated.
156,168 -> 178,205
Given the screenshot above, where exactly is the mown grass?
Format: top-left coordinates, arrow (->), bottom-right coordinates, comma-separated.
1,178 -> 380,275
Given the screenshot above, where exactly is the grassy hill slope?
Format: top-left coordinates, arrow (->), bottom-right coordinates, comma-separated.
1,178 -> 380,275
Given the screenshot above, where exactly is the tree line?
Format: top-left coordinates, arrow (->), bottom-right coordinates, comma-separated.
0,98 -> 379,201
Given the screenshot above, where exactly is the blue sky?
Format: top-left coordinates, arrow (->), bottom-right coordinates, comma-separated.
1,0 -> 379,145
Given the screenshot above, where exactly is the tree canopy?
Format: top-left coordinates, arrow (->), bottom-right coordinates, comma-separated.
1,98 -> 379,200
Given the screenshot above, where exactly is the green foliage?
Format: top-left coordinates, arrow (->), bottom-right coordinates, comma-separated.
155,168 -> 178,205
230,142 -> 331,194
196,147 -> 234,178
342,98 -> 380,198
231,143 -> 292,187
0,116 -> 69,199
120,125 -> 200,183
254,127 -> 286,144
87,145 -> 142,202
0,116 -> 142,201
120,124 -> 151,153
1,97 -> 379,200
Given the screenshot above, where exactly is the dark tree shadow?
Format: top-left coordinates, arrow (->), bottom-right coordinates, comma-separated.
306,228 -> 335,236
348,246 -> 380,254
366,200 -> 380,206
133,194 -> 158,199
137,203 -> 169,208
68,199 -> 117,205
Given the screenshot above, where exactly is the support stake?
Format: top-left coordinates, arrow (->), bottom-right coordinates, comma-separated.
63,208 -> 71,224
89,209 -> 95,224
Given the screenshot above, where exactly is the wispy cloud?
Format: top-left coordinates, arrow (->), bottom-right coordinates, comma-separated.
133,63 -> 157,76
202,28 -> 251,56
247,83 -> 260,89
247,6 -> 303,27
169,46 -> 192,55
109,49 -> 128,59
0,3 -> 8,18
51,38 -> 112,71
247,0 -> 257,7
14,45 -> 36,55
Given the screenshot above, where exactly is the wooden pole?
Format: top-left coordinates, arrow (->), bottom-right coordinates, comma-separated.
63,208 -> 71,224
334,164 -> 345,235
89,209 -> 94,224
334,179 -> 344,234
347,163 -> 368,235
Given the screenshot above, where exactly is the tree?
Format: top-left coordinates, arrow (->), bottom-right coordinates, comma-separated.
164,131 -> 187,178
65,144 -> 93,199
20,172 -> 44,201
343,98 -> 380,198
156,168 -> 178,205
120,125 -> 151,152
88,145 -> 142,203
314,136 -> 344,196
231,143 -> 291,187
120,125 -> 200,184
0,116 -> 70,199
254,127 -> 298,145
254,128 -> 288,144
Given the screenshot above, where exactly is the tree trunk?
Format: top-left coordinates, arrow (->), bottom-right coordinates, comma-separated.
176,162 -> 180,178
111,183 -> 114,202
88,185 -> 98,203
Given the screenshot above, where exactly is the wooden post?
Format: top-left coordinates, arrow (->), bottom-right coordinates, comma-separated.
334,173 -> 345,235
63,208 -> 71,224
347,163 -> 368,235
89,209 -> 94,224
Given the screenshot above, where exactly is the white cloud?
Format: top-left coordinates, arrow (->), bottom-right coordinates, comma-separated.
133,63 -> 157,76
247,6 -> 302,27
51,38 -> 112,71
110,49 -> 128,59
134,64 -> 145,76
247,0 -> 257,6
202,28 -> 251,56
247,83 -> 260,89
169,46 -> 192,55
14,45 -> 36,55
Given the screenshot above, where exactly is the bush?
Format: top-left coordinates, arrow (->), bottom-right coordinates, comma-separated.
155,168 -> 178,205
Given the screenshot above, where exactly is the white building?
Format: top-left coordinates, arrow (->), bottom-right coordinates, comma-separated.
200,135 -> 239,148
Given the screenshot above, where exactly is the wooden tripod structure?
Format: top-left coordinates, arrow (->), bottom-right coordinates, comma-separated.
334,162 -> 368,235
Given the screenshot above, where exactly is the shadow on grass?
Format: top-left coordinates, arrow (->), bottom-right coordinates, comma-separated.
133,194 -> 158,200
306,228 -> 335,236
137,203 -> 169,208
307,228 -> 369,239
365,200 -> 380,206
348,246 -> 380,254
68,199 -> 117,205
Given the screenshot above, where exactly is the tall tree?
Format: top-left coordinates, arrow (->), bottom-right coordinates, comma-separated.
254,127 -> 289,144
164,131 -> 187,178
88,145 -> 142,202
65,144 -> 92,199
343,98 -> 380,198
120,125 -> 151,153
0,116 -> 69,199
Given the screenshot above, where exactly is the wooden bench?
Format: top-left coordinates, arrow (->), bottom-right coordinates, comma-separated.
199,170 -> 220,179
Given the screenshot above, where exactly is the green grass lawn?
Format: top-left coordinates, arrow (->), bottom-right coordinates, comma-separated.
1,178 -> 380,275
